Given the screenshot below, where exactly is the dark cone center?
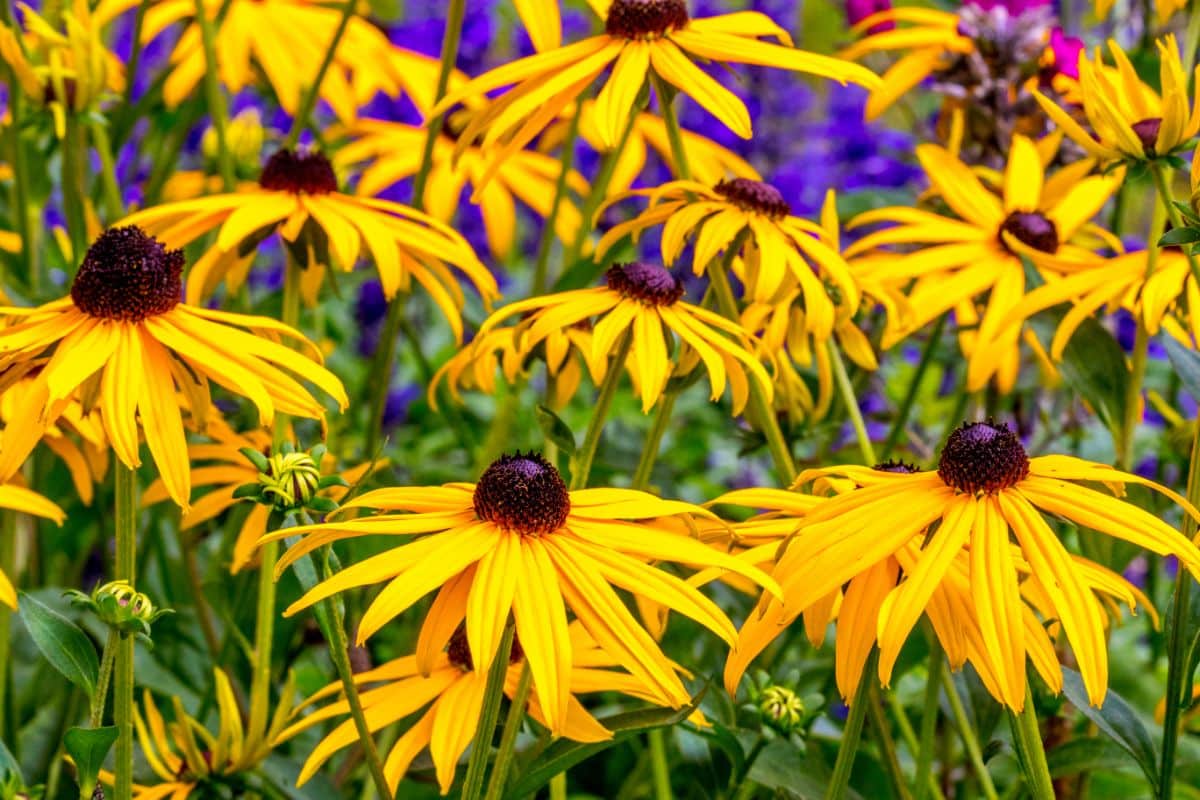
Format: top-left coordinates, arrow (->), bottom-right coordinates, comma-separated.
937,420 -> 1029,494
1132,117 -> 1162,157
259,148 -> 338,194
606,262 -> 685,305
473,452 -> 570,536
70,227 -> 184,321
606,0 -> 689,38
999,211 -> 1059,254
873,459 -> 919,474
714,178 -> 791,219
447,624 -> 524,671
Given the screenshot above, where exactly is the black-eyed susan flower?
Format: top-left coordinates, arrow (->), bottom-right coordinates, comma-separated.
97,669 -> 296,798
260,452 -> 778,735
734,420 -> 1200,709
432,0 -> 879,188
0,484 -> 63,608
847,135 -> 1121,391
1034,35 -> 1200,165
0,227 -> 347,509
475,262 -> 772,414
336,116 -> 590,262
121,148 -> 498,337
276,624 -> 690,793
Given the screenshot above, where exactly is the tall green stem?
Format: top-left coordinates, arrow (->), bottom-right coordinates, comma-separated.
481,661 -> 533,800
941,670 -> 998,800
570,330 -> 634,490
825,651 -> 875,800
461,625 -> 516,800
631,391 -> 678,490
534,110 -> 583,294
88,119 -> 125,221
829,341 -> 877,465
192,0 -> 235,190
62,115 -> 89,266
1007,686 -> 1053,800
868,685 -> 913,800
409,0 -> 466,210
563,109 -> 640,268
914,643 -> 944,800
113,463 -> 138,800
882,314 -> 945,461
648,726 -> 673,800
89,629 -> 118,728
284,0 -> 356,149
0,512 -> 13,740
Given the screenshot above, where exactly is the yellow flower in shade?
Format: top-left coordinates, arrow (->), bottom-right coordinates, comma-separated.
98,669 -> 295,798
1034,35 -> 1200,164
432,0 -> 879,188
730,420 -> 1200,709
846,136 -> 1121,392
336,115 -> 590,262
0,227 -> 347,509
259,452 -> 779,734
475,262 -> 772,414
142,415 -> 380,573
838,7 -> 972,120
0,484 -> 63,608
0,1 -> 124,137
275,624 -> 691,793
121,148 -> 498,337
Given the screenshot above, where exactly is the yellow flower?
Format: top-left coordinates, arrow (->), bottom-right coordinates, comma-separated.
846,135 -> 1122,392
98,669 -> 295,798
475,262 -> 772,414
336,115 -> 590,262
1034,35 -> 1200,164
432,0 -> 878,188
0,0 -> 124,137
0,227 -> 347,509
1094,0 -> 1186,26
0,483 -> 64,608
121,148 -> 498,338
259,452 -> 778,735
734,421 -> 1200,709
276,624 -> 689,793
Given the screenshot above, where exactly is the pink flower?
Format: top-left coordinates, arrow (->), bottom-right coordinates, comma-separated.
846,0 -> 894,33
1048,27 -> 1084,79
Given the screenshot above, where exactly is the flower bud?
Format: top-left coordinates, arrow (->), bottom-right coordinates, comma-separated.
67,580 -> 171,640
759,685 -> 806,735
202,108 -> 264,176
236,442 -> 347,514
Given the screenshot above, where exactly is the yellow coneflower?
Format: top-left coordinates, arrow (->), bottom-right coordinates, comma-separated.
97,669 -> 296,798
1034,35 -> 1200,165
336,115 -> 590,262
276,624 -> 691,793
432,0 -> 878,189
846,135 -> 1122,391
731,420 -> 1200,709
475,261 -> 772,414
259,452 -> 778,735
0,227 -> 347,508
0,484 -> 64,608
121,148 -> 498,338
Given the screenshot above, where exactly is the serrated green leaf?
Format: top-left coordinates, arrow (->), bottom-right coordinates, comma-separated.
18,592 -> 98,698
535,404 -> 577,456
64,726 -> 118,798
1061,668 -> 1159,795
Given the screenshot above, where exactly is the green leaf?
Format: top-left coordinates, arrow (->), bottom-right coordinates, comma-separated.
1031,313 -> 1128,439
0,737 -> 20,781
64,726 -> 118,798
1165,336 -> 1200,404
1159,227 -> 1200,247
1061,668 -> 1159,794
505,691 -> 705,799
534,404 -> 577,457
1047,737 -> 1137,779
749,738 -> 862,800
18,592 -> 99,698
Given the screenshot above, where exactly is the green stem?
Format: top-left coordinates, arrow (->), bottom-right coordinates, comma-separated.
481,661 -> 533,800
461,625 -> 517,800
1150,163 -> 1200,290
570,330 -> 634,490
88,119 -> 124,221
564,109 -> 641,268
867,684 -> 912,800
941,670 -> 998,800
550,773 -> 567,800
652,74 -> 691,181
284,0 -> 356,149
882,314 -> 946,461
0,512 -> 12,740
62,115 -> 89,266
648,727 -> 673,800
914,643 -> 944,800
829,341 -> 877,465
1182,0 -> 1200,78
113,462 -> 138,800
1007,686 -> 1054,800
631,390 -> 678,490
192,0 -> 236,190
409,0 -> 466,210
89,629 -> 118,728
826,650 -> 876,800
120,4 -> 146,112
533,109 -> 583,294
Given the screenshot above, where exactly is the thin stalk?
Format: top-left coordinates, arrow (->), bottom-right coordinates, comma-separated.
120,4 -> 147,112
914,643 -> 944,800
88,118 -> 125,221
563,109 -> 640,268
825,650 -> 876,800
181,535 -> 220,662
652,74 -> 691,181
89,629 -> 118,728
1151,163 -> 1200,286
1007,686 -> 1054,800
284,0 -> 356,149
0,511 -> 12,738
409,0 -> 466,209
941,670 -> 999,800
631,390 -> 678,490
481,661 -> 533,800
868,684 -> 913,800
192,0 -> 235,190
533,109 -> 583,294
881,314 -> 946,460
570,330 -> 634,490
648,727 -> 673,800
113,463 -> 138,800
461,625 -> 517,800
829,341 -> 877,465
62,115 -> 89,266
730,736 -> 767,800
550,773 -> 567,800
364,296 -> 405,454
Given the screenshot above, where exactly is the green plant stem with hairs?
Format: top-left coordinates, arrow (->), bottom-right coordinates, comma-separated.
192,0 -> 236,190
570,330 -> 634,490
284,0 -> 357,149
112,463 -> 138,800
825,653 -> 875,800
882,313 -> 947,461
830,340 -> 877,464
941,670 -> 999,800
89,629 -> 118,728
461,625 -> 517,800
62,115 -> 90,265
1007,686 -> 1054,800
0,513 -> 13,741
482,661 -> 534,800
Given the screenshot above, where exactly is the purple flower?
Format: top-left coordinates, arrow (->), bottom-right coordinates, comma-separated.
845,0 -> 894,33
965,0 -> 1051,13
1047,28 -> 1084,80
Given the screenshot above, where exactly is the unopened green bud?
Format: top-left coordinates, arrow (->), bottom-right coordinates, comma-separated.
66,580 -> 171,640
759,686 -> 805,735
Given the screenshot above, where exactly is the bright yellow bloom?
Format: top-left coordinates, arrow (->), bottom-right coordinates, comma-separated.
336,116 -> 590,261
432,0 -> 878,189
98,669 -> 295,798
0,227 -> 347,509
121,149 -> 498,337
276,625 -> 689,793
260,452 -> 778,735
1034,35 -> 1200,164
475,262 -> 772,414
1094,0 -> 1186,26
735,421 -> 1200,709
846,136 -> 1121,392
0,484 -> 63,608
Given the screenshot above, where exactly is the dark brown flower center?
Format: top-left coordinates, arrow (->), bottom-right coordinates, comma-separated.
70,227 -> 184,321
605,0 -> 689,38
714,178 -> 791,219
873,459 -> 919,474
447,624 -> 524,671
259,148 -> 338,194
473,452 -> 570,536
999,211 -> 1059,254
937,420 -> 1029,494
606,262 -> 685,305
1132,117 -> 1162,157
